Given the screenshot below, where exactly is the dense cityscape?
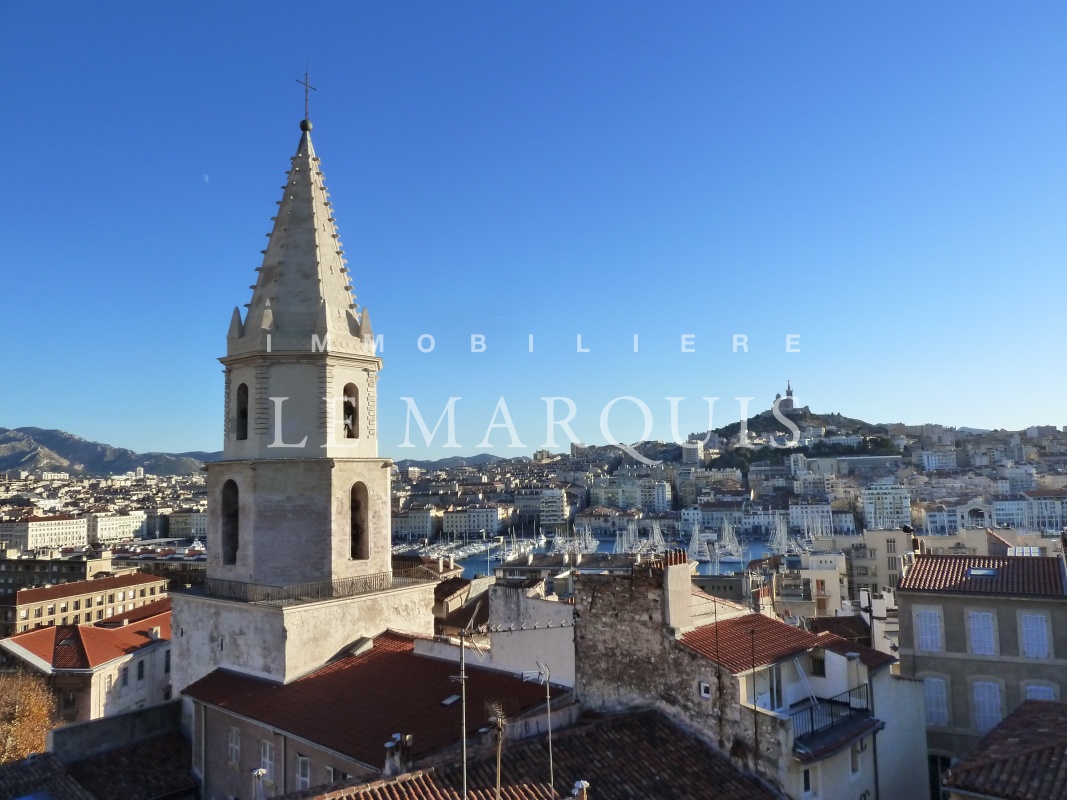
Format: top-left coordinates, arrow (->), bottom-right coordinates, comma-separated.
4,5 -> 1067,799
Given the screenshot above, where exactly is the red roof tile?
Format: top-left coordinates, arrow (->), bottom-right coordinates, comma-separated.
944,700 -> 1067,799
281,710 -> 782,800
184,631 -> 559,768
804,615 -> 871,644
680,613 -> 821,673
898,555 -> 1067,597
2,611 -> 171,670
0,572 -> 166,606
815,633 -> 896,670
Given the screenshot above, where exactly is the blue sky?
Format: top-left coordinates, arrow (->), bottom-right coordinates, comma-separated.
2,2 -> 1065,458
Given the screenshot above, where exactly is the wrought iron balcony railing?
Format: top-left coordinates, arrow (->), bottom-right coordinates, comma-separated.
789,683 -> 870,740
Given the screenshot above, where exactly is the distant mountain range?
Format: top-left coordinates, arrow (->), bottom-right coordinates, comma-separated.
0,428 -> 221,477
0,427 -> 523,477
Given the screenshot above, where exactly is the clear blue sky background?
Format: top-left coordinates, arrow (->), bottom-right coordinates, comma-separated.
2,2 -> 1065,458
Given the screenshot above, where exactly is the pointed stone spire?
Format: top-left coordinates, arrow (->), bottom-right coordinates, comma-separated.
228,119 -> 367,356
360,306 -> 373,343
226,307 -> 244,341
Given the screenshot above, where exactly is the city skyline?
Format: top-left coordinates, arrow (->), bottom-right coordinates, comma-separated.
3,3 -> 1066,458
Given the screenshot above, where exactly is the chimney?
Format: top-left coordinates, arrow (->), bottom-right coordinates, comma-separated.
383,734 -> 402,776
449,554 -> 455,570
575,552 -> 582,566
438,556 -> 444,573
572,780 -> 590,799
122,619 -> 130,626
527,552 -> 534,565
148,626 -> 161,640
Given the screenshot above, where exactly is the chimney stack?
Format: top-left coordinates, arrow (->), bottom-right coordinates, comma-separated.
148,626 -> 161,640
572,780 -> 590,799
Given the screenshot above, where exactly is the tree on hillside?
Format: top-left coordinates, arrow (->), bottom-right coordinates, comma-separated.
0,669 -> 57,764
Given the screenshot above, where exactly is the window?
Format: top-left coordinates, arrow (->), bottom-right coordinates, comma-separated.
108,594 -> 114,604
117,592 -> 125,602
121,666 -> 128,687
698,681 -> 711,699
973,681 -> 1002,732
968,611 -> 995,656
343,383 -> 358,439
1025,683 -> 1056,701
73,599 -> 80,611
59,602 -> 68,612
46,605 -> 55,616
850,741 -> 861,774
33,607 -> 42,618
221,480 -> 239,565
803,766 -> 818,797
18,609 -> 27,620
1022,614 -> 1050,659
351,482 -> 369,560
260,740 -> 275,783
809,653 -> 826,677
164,649 -> 171,674
96,595 -> 103,606
916,609 -> 942,652
235,383 -> 249,440
325,766 -> 335,784
137,660 -> 145,681
228,727 -> 240,766
297,756 -> 311,789
886,538 -> 897,554
104,674 -> 113,695
923,677 -> 949,727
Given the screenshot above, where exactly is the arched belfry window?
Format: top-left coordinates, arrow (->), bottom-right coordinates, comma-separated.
343,383 -> 359,440
221,480 -> 239,565
235,384 -> 249,441
351,482 -> 369,560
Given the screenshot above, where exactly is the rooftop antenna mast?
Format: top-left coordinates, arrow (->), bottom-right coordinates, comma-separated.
452,598 -> 486,800
521,660 -> 555,792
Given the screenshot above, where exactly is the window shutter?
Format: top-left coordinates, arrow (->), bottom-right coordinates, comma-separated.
973,681 -> 1002,731
1022,614 -> 1049,659
968,611 -> 995,655
917,610 -> 941,652
1025,684 -> 1055,701
924,678 -> 948,727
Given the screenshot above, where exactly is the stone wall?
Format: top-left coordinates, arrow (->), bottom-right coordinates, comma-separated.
573,568 -> 789,790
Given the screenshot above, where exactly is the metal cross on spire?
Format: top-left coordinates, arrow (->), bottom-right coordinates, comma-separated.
296,67 -> 317,121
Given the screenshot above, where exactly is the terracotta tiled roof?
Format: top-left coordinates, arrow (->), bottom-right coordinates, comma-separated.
2,611 -> 171,670
0,753 -> 95,800
184,631 -> 559,768
815,633 -> 896,671
0,571 -> 165,605
898,555 -> 1067,597
944,700 -> 1067,799
98,596 -> 171,626
67,733 -> 197,800
434,577 -> 470,603
680,613 -> 821,673
281,710 -> 783,800
804,615 -> 871,644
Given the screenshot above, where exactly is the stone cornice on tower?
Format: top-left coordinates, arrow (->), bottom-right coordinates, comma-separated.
227,121 -> 373,358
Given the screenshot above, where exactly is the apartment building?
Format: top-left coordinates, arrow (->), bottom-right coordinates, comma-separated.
860,480 -> 912,530
391,504 -> 443,542
0,572 -> 168,637
0,515 -> 89,550
85,510 -> 148,544
0,549 -> 115,592
0,602 -> 172,723
895,553 -> 1067,791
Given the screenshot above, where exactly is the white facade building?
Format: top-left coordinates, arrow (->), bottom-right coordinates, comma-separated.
0,516 -> 89,551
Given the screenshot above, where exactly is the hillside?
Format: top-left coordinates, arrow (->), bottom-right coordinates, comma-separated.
0,428 -> 220,477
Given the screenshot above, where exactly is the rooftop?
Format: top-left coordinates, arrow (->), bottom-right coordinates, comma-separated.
280,710 -> 783,800
898,555 -> 1067,597
0,570 -> 165,606
184,630 -> 561,767
943,700 -> 1067,799
1,609 -> 171,670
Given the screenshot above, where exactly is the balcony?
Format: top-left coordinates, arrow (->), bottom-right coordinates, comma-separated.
186,566 -> 436,608
789,684 -> 882,761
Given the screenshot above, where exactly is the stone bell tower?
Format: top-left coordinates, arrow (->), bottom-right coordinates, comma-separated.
210,116 -> 389,588
171,117 -> 435,694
